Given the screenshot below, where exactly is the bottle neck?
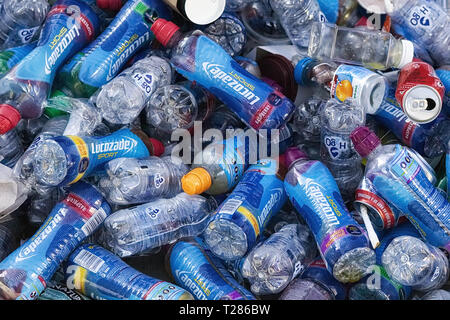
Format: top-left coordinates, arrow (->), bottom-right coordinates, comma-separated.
366,143 -> 384,162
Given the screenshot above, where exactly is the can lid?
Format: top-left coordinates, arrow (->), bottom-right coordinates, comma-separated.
294,57 -> 314,86
284,147 -> 309,168
350,126 -> 381,158
181,167 -> 212,195
0,104 -> 20,135
184,0 -> 226,25
397,40 -> 414,69
150,18 -> 180,47
259,54 -> 298,101
402,85 -> 442,123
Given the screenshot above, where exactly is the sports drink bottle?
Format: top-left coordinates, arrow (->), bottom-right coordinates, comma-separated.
0,42 -> 36,77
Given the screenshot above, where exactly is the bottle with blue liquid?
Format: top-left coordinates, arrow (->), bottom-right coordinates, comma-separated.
203,158 -> 287,261
64,243 -> 193,300
56,0 -> 172,98
32,127 -> 164,187
0,0 -> 101,135
166,237 -> 256,300
0,181 -> 111,300
283,146 -> 376,283
350,126 -> 450,252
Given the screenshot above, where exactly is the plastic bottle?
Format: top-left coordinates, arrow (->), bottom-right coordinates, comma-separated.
32,127 -> 164,187
385,0 -> 450,67
284,146 -> 376,283
308,22 -> 414,70
374,86 -> 450,159
294,58 -> 386,114
98,155 -> 189,205
0,42 -> 36,78
241,223 -> 317,295
204,104 -> 245,135
225,0 -> 253,12
0,128 -> 23,168
381,235 -> 449,292
149,17 -> 295,131
99,193 -> 217,257
166,237 -> 256,300
0,0 -> 49,50
0,220 -> 21,262
421,289 -> 450,300
316,0 -> 360,26
64,243 -> 193,300
319,98 -> 365,202
279,258 -> 348,300
94,55 -> 173,125
203,158 -> 287,261
350,126 -> 450,252
56,0 -> 172,98
269,0 -> 327,50
435,65 -> 449,117
0,181 -> 111,300
0,0 -> 101,135
26,187 -> 65,231
292,97 -> 327,144
38,280 -> 90,300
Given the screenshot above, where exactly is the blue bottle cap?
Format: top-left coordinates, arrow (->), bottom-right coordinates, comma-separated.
294,57 -> 314,86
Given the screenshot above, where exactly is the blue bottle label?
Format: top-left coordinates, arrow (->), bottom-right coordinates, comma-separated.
169,238 -> 255,300
0,182 -> 110,300
172,35 -> 294,130
13,0 -> 100,84
3,42 -> 37,70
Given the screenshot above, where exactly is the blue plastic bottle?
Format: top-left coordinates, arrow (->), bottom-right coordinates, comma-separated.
0,181 -> 111,300
56,0 -> 171,98
203,158 -> 287,261
283,147 -> 375,283
0,42 -> 36,78
436,66 -> 449,117
351,126 -> 450,253
64,244 -> 193,300
32,127 -> 163,187
166,237 -> 256,300
150,18 -> 295,131
0,0 -> 101,135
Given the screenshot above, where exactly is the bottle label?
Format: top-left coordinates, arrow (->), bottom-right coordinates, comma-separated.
18,26 -> 40,44
13,0 -> 99,84
0,182 -> 110,300
3,42 -> 37,70
217,135 -> 249,190
323,134 -> 350,160
408,5 -> 434,29
132,72 -> 156,97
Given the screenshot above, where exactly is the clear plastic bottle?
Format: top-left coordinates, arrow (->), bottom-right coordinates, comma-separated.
320,99 -> 365,202
225,0 -> 254,12
98,156 -> 189,205
292,97 -> 327,144
0,0 -> 49,50
99,193 -> 217,257
203,158 -> 287,261
95,56 -> 173,125
0,128 -> 23,168
385,0 -> 450,66
381,235 -> 449,292
421,289 -> 450,300
308,22 -> 414,70
269,0 -> 326,49
350,126 -> 450,251
279,278 -> 335,300
241,223 -> 316,295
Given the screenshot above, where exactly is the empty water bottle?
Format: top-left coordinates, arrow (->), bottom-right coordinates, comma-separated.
421,289 -> 450,300
98,156 -> 189,205
0,0 -> 49,50
381,235 -> 449,292
292,97 -> 327,144
0,128 -> 23,168
99,193 -> 217,257
225,0 -> 254,12
95,56 -> 173,125
385,0 -> 450,66
241,223 -> 316,295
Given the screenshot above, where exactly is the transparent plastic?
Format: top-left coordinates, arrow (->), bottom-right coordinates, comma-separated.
0,128 -> 23,168
279,278 -> 334,300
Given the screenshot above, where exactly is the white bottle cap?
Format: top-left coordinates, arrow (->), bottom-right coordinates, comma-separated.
358,0 -> 387,14
184,0 -> 226,25
397,40 -> 415,69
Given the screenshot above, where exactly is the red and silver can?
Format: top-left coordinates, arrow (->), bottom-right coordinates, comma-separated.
395,61 -> 445,124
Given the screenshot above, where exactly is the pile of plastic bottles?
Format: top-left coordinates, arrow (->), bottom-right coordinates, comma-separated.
0,0 -> 447,301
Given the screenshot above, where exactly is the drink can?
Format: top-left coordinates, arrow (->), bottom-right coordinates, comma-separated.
396,61 -> 445,123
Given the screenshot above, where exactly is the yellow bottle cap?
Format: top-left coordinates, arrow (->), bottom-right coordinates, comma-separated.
181,167 -> 212,195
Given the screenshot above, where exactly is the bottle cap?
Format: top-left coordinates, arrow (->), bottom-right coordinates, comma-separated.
259,54 -> 298,101
148,138 -> 165,156
294,57 -> 314,86
284,147 -> 309,168
350,126 -> 381,158
0,104 -> 20,134
96,0 -> 123,11
150,18 -> 181,47
184,0 -> 226,25
397,40 -> 414,69
181,167 -> 212,195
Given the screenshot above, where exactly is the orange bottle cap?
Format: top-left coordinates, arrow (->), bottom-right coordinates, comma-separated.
181,167 -> 212,195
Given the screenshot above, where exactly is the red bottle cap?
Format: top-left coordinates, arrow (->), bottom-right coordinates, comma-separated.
350,126 -> 381,158
150,18 -> 180,47
0,104 -> 21,134
148,138 -> 165,157
96,0 -> 123,11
